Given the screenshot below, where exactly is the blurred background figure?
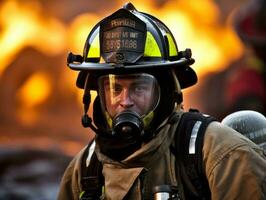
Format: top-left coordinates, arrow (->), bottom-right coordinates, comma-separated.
222,110 -> 266,150
195,0 -> 266,120
225,0 -> 266,116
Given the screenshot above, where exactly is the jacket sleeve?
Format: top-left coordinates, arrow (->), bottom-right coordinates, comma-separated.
57,147 -> 87,200
203,122 -> 266,200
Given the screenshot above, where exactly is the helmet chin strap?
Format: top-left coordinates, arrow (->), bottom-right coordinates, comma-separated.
171,69 -> 183,105
81,74 -> 107,137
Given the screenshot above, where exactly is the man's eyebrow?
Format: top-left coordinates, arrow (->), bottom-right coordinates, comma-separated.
133,79 -> 151,84
104,81 -> 122,88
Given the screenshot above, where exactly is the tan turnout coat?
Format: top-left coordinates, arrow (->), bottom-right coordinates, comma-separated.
58,113 -> 266,200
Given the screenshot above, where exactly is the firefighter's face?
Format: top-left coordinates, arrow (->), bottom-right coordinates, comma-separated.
98,73 -> 160,118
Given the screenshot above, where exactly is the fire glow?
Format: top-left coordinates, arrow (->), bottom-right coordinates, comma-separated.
0,0 -> 244,153
0,1 -> 66,76
0,0 -> 243,106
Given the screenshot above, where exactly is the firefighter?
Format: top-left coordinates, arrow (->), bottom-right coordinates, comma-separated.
225,0 -> 266,116
58,3 -> 266,200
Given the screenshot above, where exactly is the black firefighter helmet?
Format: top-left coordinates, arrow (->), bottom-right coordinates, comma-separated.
68,3 -> 197,89
67,3 -> 197,139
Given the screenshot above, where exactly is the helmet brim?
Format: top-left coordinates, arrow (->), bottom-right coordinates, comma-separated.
69,58 -> 194,71
74,58 -> 197,90
175,65 -> 197,89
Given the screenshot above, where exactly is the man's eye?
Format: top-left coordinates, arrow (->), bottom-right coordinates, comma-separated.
134,85 -> 147,93
113,85 -> 122,94
135,86 -> 144,92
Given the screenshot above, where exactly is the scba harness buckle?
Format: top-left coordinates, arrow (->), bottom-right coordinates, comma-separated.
79,176 -> 103,200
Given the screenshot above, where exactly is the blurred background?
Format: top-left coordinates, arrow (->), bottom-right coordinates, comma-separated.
0,0 -> 265,199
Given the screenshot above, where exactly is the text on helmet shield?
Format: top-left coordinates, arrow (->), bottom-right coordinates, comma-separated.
100,9 -> 147,64
111,18 -> 136,28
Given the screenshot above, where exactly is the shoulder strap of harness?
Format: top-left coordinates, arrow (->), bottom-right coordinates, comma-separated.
79,140 -> 104,200
174,109 -> 217,200
80,110 -> 217,200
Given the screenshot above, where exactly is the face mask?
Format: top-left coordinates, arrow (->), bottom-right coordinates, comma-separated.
112,110 -> 144,139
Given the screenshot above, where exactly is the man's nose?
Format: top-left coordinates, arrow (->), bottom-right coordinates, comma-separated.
120,89 -> 134,108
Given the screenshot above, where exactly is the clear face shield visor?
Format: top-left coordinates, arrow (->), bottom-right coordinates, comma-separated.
98,73 -> 160,123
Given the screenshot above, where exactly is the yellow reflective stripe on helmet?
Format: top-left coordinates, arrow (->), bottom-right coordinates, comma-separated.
166,33 -> 178,57
87,33 -> 100,58
144,32 -> 161,57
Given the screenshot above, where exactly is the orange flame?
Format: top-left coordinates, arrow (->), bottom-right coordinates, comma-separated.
16,72 -> 51,108
16,72 -> 51,125
0,1 -> 66,77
